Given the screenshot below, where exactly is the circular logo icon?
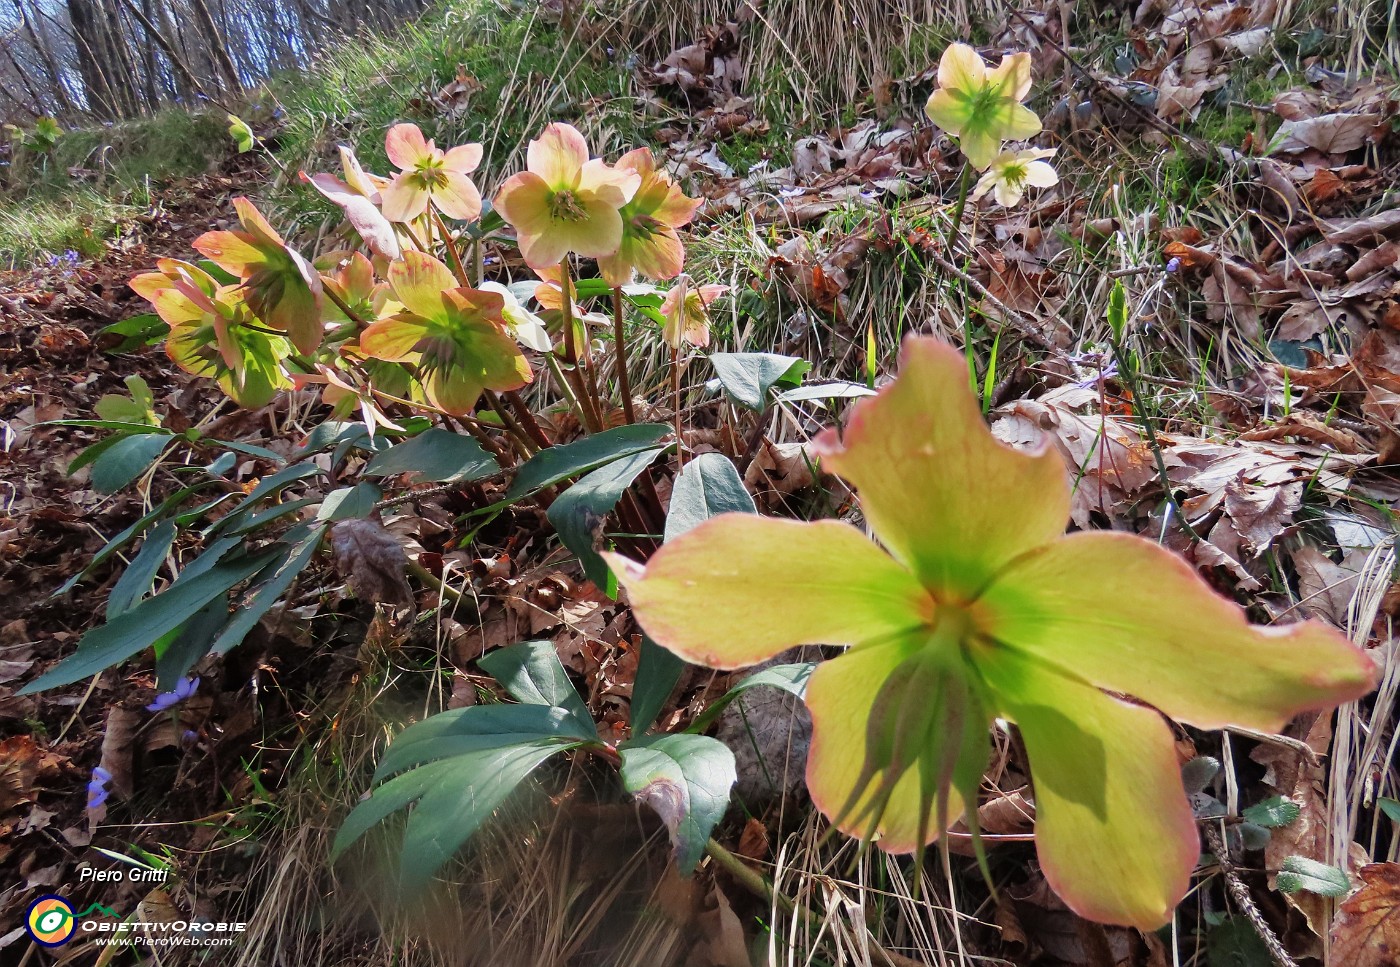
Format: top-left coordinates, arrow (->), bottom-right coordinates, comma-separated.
26,895 -> 76,946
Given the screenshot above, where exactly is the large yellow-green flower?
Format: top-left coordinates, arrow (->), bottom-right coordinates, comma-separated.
925,44 -> 1042,171
494,123 -> 640,269
359,251 -> 532,414
606,337 -> 1375,929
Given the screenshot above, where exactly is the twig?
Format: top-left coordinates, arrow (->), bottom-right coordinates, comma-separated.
925,249 -> 1059,350
1204,824 -> 1298,967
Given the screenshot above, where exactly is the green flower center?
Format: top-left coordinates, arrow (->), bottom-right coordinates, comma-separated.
550,190 -> 587,222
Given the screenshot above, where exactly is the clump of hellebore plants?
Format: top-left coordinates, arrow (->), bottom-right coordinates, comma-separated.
126,119 -> 702,453
606,337 -> 1376,929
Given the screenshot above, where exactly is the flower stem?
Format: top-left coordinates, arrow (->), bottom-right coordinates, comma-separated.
504,389 -> 553,449
671,346 -> 684,469
433,210 -> 471,286
1108,339 -> 1201,542
555,258 -> 603,432
611,286 -> 636,424
946,163 -> 974,258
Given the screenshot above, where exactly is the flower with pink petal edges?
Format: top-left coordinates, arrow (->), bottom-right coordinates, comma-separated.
495,123 -> 640,269
598,148 -> 702,286
380,123 -> 484,223
659,280 -> 728,350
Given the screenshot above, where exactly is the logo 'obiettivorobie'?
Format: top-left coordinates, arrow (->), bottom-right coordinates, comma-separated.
26,895 -> 76,946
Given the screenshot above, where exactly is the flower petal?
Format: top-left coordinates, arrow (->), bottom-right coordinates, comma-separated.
192,230 -> 267,274
925,89 -> 972,137
607,514 -> 934,669
380,172 -> 431,223
976,647 -> 1197,929
988,52 -> 1033,102
441,142 -> 483,174
527,122 -> 588,188
580,158 -> 641,205
361,313 -> 429,361
385,123 -> 431,170
958,128 -> 1001,171
388,251 -> 456,323
805,638 -> 983,852
1022,159 -> 1059,188
994,101 -> 1044,141
937,43 -> 987,93
812,337 -> 1070,600
433,170 -> 483,221
974,531 -> 1377,731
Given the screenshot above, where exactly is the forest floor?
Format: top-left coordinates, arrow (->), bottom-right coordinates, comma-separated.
3,0 -> 1400,965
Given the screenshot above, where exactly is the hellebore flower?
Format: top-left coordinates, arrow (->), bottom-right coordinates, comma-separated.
360,251 -> 532,415
925,44 -> 1042,170
193,197 -> 325,354
302,146 -> 401,260
971,147 -> 1058,207
87,767 -> 112,808
494,123 -> 640,269
147,676 -> 200,713
477,281 -> 553,352
658,280 -> 727,350
597,148 -> 702,287
606,337 -> 1375,929
131,258 -> 293,409
380,123 -> 484,223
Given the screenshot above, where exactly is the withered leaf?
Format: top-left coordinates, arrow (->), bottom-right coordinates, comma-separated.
330,518 -> 415,610
1333,863 -> 1400,967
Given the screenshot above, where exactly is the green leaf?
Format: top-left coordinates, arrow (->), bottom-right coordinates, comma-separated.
52,484 -> 214,596
478,641 -> 597,737
98,312 -> 169,352
205,463 -> 323,536
227,113 -> 255,153
1276,856 -> 1351,897
95,376 -> 159,426
373,703 -> 591,781
708,352 -> 810,410
1242,796 -> 1301,829
20,552 -> 275,693
619,734 -> 736,874
363,428 -> 499,483
631,637 -> 685,735
90,432 -> 172,492
687,663 -> 816,734
1108,278 -> 1127,342
663,452 -> 755,543
106,518 -> 177,618
506,423 -> 670,500
209,526 -> 326,655
548,447 -> 666,585
318,483 -> 382,521
380,743 -> 567,893
1206,919 -> 1275,967
155,592 -> 230,689
1379,797 -> 1400,823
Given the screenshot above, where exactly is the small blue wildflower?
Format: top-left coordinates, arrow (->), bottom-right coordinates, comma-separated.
87,767 -> 112,808
181,729 -> 198,746
146,676 -> 200,713
1074,358 -> 1119,389
1165,256 -> 1182,273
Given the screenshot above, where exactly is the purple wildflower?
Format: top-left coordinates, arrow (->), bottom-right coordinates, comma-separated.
146,676 -> 200,713
1074,358 -> 1119,389
1165,256 -> 1182,273
87,767 -> 112,808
